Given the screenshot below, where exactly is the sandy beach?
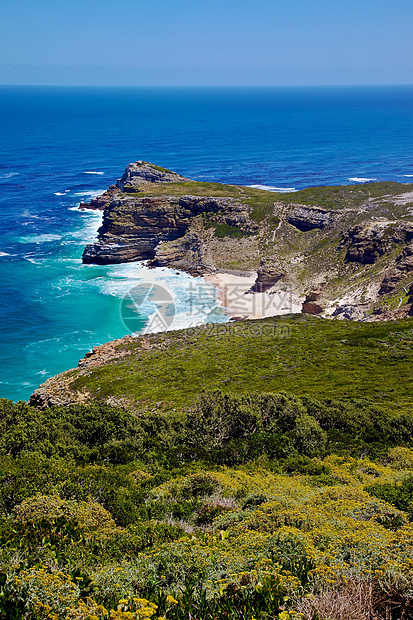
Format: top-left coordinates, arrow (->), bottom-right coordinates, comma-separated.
204,271 -> 303,319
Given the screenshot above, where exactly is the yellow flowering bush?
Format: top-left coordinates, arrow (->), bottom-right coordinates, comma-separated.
6,568 -> 80,618
2,456 -> 413,618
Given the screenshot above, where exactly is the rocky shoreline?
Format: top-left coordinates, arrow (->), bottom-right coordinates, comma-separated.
79,161 -> 413,321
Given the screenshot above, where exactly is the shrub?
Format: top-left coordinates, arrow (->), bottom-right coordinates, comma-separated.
365,475 -> 413,519
293,414 -> 327,458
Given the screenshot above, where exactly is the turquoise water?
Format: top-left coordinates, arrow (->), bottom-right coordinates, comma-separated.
0,85 -> 412,401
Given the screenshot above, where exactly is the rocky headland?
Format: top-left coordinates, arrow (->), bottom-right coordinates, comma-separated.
81,161 -> 413,321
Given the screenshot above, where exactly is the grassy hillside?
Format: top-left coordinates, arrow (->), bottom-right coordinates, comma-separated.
48,315 -> 413,414
123,179 -> 413,221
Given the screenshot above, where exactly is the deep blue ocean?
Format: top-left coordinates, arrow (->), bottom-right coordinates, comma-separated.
0,85 -> 412,402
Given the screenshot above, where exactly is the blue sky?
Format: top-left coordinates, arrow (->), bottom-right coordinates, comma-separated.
0,0 -> 412,85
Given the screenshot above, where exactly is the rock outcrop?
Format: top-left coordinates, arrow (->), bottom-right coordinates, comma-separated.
118,161 -> 189,191
248,258 -> 285,293
83,195 -> 256,269
302,291 -> 327,315
79,185 -> 120,211
287,205 -> 338,231
342,221 -> 413,265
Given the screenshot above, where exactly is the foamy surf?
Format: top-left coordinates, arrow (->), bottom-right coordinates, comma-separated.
83,171 -> 105,175
348,177 -> 377,183
97,263 -> 227,334
18,233 -> 63,244
0,172 -> 18,180
248,184 -> 297,193
68,209 -> 103,243
74,189 -> 106,200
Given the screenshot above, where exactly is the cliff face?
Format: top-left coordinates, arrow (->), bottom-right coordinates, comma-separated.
80,161 -> 413,320
286,204 -> 339,231
83,195 -> 256,271
342,222 -> 413,265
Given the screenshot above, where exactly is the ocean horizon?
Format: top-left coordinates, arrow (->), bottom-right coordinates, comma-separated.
0,84 -> 412,402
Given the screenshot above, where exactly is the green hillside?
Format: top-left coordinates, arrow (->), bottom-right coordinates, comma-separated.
35,315 -> 413,415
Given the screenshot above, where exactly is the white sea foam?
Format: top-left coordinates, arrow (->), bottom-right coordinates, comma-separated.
348,177 -> 377,183
69,210 -> 103,243
74,189 -> 105,198
83,171 -> 105,175
0,172 -> 18,180
404,174 -> 413,177
24,257 -> 43,264
96,263 -> 227,334
18,234 -> 63,244
54,192 -> 66,196
56,258 -> 83,264
248,184 -> 297,193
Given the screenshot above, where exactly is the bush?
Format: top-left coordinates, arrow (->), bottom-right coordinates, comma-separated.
365,475 -> 413,519
293,414 -> 327,457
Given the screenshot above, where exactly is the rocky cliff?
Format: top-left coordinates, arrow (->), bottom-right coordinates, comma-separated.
80,161 -> 413,320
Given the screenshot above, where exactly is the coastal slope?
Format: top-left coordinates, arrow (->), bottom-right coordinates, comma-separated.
29,314 -> 413,411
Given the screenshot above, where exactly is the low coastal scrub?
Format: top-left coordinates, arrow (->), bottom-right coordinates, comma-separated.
66,315 -> 413,415
0,390 -> 411,468
0,390 -> 413,618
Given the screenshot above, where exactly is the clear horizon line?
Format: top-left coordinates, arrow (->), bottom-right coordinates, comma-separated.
0,82 -> 412,88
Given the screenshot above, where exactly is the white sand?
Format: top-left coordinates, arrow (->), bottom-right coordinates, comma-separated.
204,272 -> 303,319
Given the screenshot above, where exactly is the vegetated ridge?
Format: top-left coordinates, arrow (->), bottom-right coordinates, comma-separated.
81,161 -> 413,321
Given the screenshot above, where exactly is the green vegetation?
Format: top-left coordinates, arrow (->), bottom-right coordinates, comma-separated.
212,222 -> 254,238
1,312 -> 413,618
274,182 -> 413,210
123,178 -> 413,217
68,315 -> 413,414
136,161 -> 177,174
124,181 -> 248,198
0,386 -> 413,618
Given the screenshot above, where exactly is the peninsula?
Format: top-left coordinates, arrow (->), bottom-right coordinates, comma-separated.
81,161 -> 413,321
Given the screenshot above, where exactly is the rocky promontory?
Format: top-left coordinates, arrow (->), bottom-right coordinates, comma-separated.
80,161 -> 413,320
